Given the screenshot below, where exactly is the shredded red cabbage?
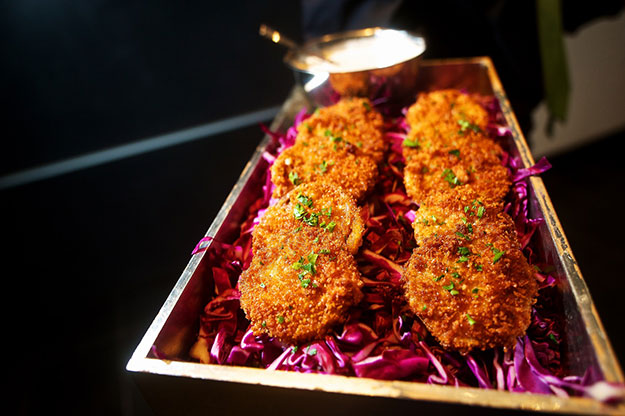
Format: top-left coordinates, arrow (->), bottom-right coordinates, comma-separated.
181,97 -> 624,404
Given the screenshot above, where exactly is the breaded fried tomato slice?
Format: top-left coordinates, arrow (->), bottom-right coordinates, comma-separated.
405,89 -> 489,137
239,241 -> 363,343
403,211 -> 537,354
403,136 -> 510,203
298,97 -> 386,163
410,188 -> 503,244
254,182 -> 365,255
270,135 -> 378,201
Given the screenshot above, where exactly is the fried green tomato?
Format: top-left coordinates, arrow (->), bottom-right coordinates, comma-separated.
254,182 -> 365,256
405,89 -> 489,139
410,187 -> 503,244
402,89 -> 490,163
239,240 -> 363,343
299,97 -> 386,163
403,135 -> 510,203
402,211 -> 537,354
270,134 -> 378,201
239,183 -> 365,343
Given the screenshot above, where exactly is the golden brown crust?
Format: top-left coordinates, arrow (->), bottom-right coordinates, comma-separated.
404,89 -> 489,140
403,211 -> 537,354
270,136 -> 378,201
270,97 -> 385,200
403,138 -> 510,203
401,89 -> 537,354
240,182 -> 365,343
239,243 -> 363,343
298,97 -> 386,163
254,182 -> 365,255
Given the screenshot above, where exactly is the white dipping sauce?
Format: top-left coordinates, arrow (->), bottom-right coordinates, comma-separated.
303,30 -> 425,73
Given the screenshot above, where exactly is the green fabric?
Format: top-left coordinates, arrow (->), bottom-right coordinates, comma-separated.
536,0 -> 570,130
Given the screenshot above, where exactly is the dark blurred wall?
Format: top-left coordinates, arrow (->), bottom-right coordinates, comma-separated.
1,1 -> 302,175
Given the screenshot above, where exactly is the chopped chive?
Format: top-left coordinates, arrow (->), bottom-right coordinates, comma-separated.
448,149 -> 461,158
434,274 -> 445,282
477,206 -> 485,218
403,138 -> 420,148
324,221 -> 336,232
466,314 -> 476,325
261,321 -> 267,328
442,282 -> 454,291
442,168 -> 462,188
457,256 -> 469,263
458,246 -> 471,256
451,272 -> 461,279
455,231 -> 471,241
450,289 -> 459,296
474,264 -> 483,271
288,170 -> 301,185
260,282 -> 266,288
422,305 -> 427,311
319,248 -> 330,254
471,287 -> 479,294
363,101 -> 371,111
277,315 -> 285,324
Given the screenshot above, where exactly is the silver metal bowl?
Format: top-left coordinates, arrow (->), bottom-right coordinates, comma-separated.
284,27 -> 426,113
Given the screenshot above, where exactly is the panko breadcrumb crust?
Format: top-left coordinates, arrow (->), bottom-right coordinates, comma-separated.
401,90 -> 537,353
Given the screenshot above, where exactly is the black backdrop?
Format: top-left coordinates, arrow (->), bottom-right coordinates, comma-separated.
2,2 -> 624,415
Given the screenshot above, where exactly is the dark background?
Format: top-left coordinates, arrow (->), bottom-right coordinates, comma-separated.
2,1 -> 623,415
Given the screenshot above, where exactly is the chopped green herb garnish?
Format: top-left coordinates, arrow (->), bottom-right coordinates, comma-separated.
262,321 -> 267,328
442,168 -> 462,188
548,333 -> 559,344
313,237 -> 319,243
318,160 -> 329,173
294,226 -> 302,232
434,274 -> 445,282
403,138 -> 420,148
321,207 -> 332,217
422,305 -> 427,311
324,221 -> 336,232
319,248 -> 330,254
363,101 -> 371,111
489,246 -> 505,264
458,119 -> 482,134
260,282 -> 266,288
288,170 -> 301,185
448,149 -> 461,158
356,141 -> 363,148
294,203 -> 306,220
297,194 -> 313,207
303,212 -> 319,227
458,247 -> 471,256
477,205 -> 485,218
457,256 -> 469,263
450,289 -> 459,296
442,282 -> 455,291
292,346 -> 299,353
471,287 -> 479,294
474,264 -> 483,271
455,231 -> 471,241
466,314 -> 476,325
277,315 -> 285,324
